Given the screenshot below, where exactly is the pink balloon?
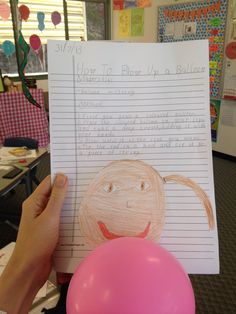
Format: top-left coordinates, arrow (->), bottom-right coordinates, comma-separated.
67,237 -> 195,314
29,34 -> 41,52
0,2 -> 11,21
51,11 -> 61,26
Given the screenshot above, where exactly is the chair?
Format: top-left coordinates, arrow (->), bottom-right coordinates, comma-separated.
3,137 -> 41,192
4,137 -> 38,149
0,89 -> 49,147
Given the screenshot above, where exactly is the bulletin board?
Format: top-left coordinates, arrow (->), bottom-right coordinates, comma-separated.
158,0 -> 228,98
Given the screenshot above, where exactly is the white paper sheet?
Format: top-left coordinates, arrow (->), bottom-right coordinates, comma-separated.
48,40 -> 219,274
174,21 -> 184,39
165,23 -> 174,36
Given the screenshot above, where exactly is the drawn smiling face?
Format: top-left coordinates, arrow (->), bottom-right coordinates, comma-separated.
79,160 -> 166,247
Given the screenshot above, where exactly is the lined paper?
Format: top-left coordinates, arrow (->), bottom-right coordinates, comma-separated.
48,40 -> 219,274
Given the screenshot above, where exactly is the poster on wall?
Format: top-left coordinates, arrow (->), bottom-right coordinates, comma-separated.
118,9 -> 131,37
131,8 -> 144,36
118,8 -> 144,38
158,0 -> 228,98
210,99 -> 221,142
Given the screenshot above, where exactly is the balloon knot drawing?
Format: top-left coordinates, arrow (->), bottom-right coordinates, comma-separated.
79,160 -> 215,246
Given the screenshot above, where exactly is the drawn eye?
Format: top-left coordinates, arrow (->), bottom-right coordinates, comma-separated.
103,183 -> 120,193
136,181 -> 151,192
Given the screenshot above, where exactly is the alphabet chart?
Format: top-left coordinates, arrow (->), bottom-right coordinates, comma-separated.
48,40 -> 219,274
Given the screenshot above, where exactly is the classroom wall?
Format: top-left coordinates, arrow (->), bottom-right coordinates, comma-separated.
213,100 -> 236,156
212,0 -> 236,156
111,0 -> 236,157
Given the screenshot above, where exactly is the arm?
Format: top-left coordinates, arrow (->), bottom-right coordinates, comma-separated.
0,174 -> 68,314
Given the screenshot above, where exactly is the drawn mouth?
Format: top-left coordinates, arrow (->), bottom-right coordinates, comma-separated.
97,221 -> 151,240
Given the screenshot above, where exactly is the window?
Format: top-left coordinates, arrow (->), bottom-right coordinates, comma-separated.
0,0 -> 18,74
0,0 -> 110,76
85,2 -> 106,40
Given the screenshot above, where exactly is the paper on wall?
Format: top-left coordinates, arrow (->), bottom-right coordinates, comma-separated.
174,21 -> 184,39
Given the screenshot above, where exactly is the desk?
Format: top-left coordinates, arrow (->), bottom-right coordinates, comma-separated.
0,148 -> 48,197
13,148 -> 48,170
0,167 -> 29,197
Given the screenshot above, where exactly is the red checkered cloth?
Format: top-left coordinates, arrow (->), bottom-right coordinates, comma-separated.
0,89 -> 49,147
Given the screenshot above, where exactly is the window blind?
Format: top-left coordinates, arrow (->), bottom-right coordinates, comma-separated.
0,0 -> 87,44
0,0 -> 14,44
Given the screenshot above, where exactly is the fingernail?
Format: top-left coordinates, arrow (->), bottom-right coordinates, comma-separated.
54,174 -> 67,187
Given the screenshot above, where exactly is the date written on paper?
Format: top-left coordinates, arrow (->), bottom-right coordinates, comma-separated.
55,42 -> 82,55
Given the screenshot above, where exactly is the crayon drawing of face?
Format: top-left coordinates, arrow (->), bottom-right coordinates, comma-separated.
79,160 -> 165,246
79,160 -> 214,247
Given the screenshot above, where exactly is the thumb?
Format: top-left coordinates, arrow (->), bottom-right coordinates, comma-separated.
44,173 -> 68,217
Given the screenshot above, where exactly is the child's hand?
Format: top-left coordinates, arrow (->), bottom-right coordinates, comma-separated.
0,174 -> 68,314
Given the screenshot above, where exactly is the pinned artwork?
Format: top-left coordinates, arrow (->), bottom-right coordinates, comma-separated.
210,17 -> 221,27
184,22 -> 197,36
19,4 -> 30,21
113,0 -> 124,10
136,0 -> 151,8
29,34 -> 41,53
37,12 -> 45,31
79,160 -> 215,247
210,99 -> 221,142
51,11 -> 61,27
131,8 -> 144,37
211,29 -> 219,36
2,40 -> 15,57
165,22 -> 175,36
0,1 -> 10,20
209,43 -> 219,53
118,9 -> 131,37
124,0 -> 136,9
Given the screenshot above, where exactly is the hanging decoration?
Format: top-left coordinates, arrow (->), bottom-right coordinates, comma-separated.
162,1 -> 222,22
18,31 -> 41,108
51,11 -> 61,27
13,0 -> 40,107
37,12 -> 45,31
2,40 -> 15,56
0,1 -> 10,20
29,34 -> 41,53
18,4 -> 30,21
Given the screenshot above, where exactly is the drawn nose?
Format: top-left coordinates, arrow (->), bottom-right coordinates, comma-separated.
127,200 -> 133,208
